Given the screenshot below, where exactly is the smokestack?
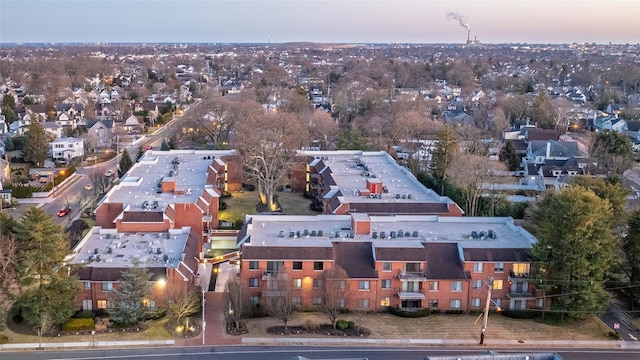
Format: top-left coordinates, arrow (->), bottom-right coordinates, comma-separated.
467,30 -> 471,44
446,12 -> 471,44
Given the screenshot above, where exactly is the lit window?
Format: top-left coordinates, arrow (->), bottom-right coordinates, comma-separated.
450,299 -> 462,309
429,281 -> 439,291
358,281 -> 370,290
380,297 -> 391,307
292,278 -> 302,288
473,263 -> 483,273
97,300 -> 108,309
451,281 -> 462,292
249,278 -> 259,288
513,263 -> 530,276
381,279 -> 391,289
493,280 -> 503,290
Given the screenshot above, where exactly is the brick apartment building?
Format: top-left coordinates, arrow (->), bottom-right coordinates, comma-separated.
290,150 -> 463,216
238,214 -> 542,313
69,150 -> 242,311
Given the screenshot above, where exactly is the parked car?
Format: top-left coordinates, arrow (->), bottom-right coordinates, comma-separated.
104,170 -> 114,177
57,208 -> 70,217
146,145 -> 153,150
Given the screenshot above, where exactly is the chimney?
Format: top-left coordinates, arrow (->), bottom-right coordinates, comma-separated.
547,141 -> 551,158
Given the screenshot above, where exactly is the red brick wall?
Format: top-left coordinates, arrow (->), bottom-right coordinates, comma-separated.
174,203 -> 205,253
115,219 -> 171,232
95,203 -> 123,228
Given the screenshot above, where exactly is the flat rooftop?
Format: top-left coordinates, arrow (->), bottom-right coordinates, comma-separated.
240,214 -> 536,249
101,150 -> 236,211
299,150 -> 448,205
68,226 -> 191,268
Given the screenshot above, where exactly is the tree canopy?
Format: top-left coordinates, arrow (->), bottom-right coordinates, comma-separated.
118,149 -> 134,178
591,130 -> 635,178
24,123 -> 49,167
109,263 -> 152,326
530,185 -> 617,320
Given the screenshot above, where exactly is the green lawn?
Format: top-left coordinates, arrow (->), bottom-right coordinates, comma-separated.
218,190 -> 318,224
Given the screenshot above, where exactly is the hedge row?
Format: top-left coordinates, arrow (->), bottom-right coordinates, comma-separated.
62,318 -> 95,332
387,306 -> 440,318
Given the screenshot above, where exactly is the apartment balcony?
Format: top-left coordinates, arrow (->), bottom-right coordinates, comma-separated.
509,271 -> 530,279
397,270 -> 426,282
507,291 -> 535,300
261,290 -> 286,297
262,271 -> 288,280
397,289 -> 425,300
202,215 -> 213,223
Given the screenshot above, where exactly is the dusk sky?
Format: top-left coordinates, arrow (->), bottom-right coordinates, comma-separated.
1,0 -> 639,44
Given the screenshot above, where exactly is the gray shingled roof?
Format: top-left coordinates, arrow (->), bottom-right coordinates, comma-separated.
333,241 -> 378,278
424,243 -> 467,280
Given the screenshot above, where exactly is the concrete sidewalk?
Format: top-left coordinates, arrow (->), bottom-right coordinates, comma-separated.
0,340 -> 174,351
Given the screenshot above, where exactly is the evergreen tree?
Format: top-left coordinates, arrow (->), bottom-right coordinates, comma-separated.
109,263 -> 152,326
15,208 -> 69,288
136,145 -> 145,161
623,210 -> 640,310
161,139 -> 170,150
498,140 -> 521,171
530,185 -> 617,320
430,126 -> 459,193
118,149 -> 133,178
23,123 -> 49,167
591,130 -> 635,179
16,275 -> 79,329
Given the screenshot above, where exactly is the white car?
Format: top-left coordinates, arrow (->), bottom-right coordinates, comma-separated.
104,170 -> 114,177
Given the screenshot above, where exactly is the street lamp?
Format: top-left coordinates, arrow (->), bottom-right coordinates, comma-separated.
201,287 -> 206,345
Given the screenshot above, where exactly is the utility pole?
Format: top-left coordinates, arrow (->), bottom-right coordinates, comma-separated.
480,277 -> 493,345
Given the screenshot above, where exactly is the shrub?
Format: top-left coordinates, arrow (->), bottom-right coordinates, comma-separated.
387,306 -> 439,318
444,310 -> 464,315
347,321 -> 355,329
242,183 -> 256,192
302,319 -> 319,331
73,310 -> 96,319
501,310 -> 538,319
62,318 -> 95,332
94,309 -> 109,318
143,309 -> 167,320
219,201 -> 227,210
221,191 -> 232,199
0,334 -> 8,344
336,320 -> 350,330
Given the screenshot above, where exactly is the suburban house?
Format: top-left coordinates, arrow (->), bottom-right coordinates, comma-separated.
50,137 -> 84,161
68,150 -> 243,311
42,121 -> 63,139
237,214 -> 541,312
86,120 -> 114,148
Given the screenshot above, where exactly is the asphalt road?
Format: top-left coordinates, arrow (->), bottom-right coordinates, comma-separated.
3,346 -> 640,360
38,106 -> 191,225
600,304 -> 640,341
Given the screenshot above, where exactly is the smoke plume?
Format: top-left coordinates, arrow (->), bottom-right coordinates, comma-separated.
446,12 -> 470,31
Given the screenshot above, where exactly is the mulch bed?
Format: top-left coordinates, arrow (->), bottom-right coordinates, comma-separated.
6,318 -> 148,337
266,324 -> 370,337
163,318 -> 202,338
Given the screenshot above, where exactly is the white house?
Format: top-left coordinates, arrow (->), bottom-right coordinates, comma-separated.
50,137 -> 84,161
42,121 -> 63,139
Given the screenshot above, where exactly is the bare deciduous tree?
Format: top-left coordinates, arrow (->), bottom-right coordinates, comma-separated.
224,278 -> 252,331
168,282 -> 201,326
320,266 -> 348,329
449,154 -> 508,216
262,275 -> 294,331
0,234 -> 18,329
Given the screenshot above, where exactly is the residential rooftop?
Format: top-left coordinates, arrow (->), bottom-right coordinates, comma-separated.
99,149 -> 236,211
299,150 -> 452,207
68,226 -> 191,269
239,214 -> 536,249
